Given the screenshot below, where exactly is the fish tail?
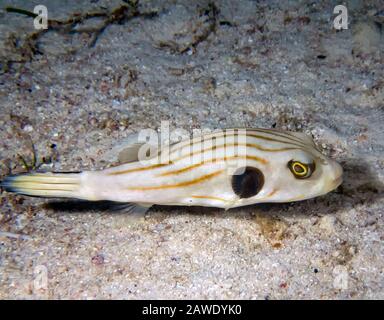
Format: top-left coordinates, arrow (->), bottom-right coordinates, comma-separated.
1,172 -> 83,199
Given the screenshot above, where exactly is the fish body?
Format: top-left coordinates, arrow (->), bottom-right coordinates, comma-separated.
2,128 -> 343,210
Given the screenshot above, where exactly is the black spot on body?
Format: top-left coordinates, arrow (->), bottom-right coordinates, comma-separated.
231,167 -> 264,198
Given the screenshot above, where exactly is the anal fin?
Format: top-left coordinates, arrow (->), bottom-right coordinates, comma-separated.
108,202 -> 153,227
108,202 -> 152,214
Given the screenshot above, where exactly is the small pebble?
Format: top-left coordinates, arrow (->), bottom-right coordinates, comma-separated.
91,254 -> 105,266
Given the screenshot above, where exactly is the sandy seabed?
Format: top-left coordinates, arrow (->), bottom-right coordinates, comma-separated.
0,0 -> 383,299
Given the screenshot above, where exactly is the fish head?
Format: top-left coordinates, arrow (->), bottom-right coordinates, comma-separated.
231,131 -> 343,207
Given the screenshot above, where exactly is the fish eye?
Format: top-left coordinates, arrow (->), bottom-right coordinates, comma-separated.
288,160 -> 315,179
231,167 -> 264,198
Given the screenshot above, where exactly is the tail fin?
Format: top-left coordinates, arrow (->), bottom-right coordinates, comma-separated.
1,172 -> 82,198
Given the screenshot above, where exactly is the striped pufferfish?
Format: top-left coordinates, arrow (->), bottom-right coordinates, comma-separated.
2,128 -> 343,212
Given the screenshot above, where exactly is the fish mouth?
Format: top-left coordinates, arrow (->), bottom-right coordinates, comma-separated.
327,160 -> 343,192
329,176 -> 343,191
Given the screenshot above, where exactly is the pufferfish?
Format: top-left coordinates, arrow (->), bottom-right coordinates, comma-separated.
1,128 -> 343,212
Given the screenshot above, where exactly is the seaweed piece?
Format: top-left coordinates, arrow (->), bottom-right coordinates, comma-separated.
5,7 -> 38,18
2,2 -> 158,72
154,2 -> 218,54
16,137 -> 39,172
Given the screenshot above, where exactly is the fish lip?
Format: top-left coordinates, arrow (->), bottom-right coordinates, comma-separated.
327,160 -> 343,191
330,176 -> 343,190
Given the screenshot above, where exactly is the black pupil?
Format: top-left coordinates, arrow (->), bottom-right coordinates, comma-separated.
294,164 -> 305,173
231,167 -> 264,199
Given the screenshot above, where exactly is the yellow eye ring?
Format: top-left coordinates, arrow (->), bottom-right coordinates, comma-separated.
292,162 -> 308,176
288,160 -> 315,179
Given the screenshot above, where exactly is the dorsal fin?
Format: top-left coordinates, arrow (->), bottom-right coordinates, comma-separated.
115,133 -> 181,164
102,133 -> 158,164
116,133 -> 146,163
117,142 -> 148,163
